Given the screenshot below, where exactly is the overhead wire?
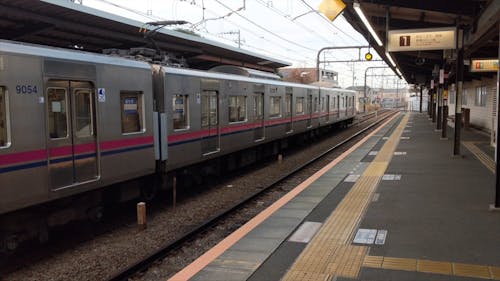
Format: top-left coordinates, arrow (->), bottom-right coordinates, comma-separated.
253,0 -> 335,44
212,0 -> 318,52
188,1 -> 318,62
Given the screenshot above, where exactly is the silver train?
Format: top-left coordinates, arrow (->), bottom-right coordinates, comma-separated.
0,40 -> 355,247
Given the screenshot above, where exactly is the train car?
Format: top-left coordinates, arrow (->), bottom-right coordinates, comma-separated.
154,66 -> 356,173
0,40 -> 157,247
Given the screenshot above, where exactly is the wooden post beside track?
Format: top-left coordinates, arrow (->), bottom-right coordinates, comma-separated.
137,202 -> 147,230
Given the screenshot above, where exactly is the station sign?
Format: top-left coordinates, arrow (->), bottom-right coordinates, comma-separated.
470,59 -> 498,73
388,27 -> 456,52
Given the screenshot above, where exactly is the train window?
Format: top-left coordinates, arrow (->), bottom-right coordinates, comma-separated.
47,87 -> 68,139
120,91 -> 144,134
74,89 -> 94,138
253,94 -> 264,120
321,97 -> 326,112
296,97 -> 304,114
0,87 -> 8,147
475,86 -> 487,107
201,91 -> 218,127
307,95 -> 312,113
229,96 -> 246,123
330,97 -> 336,111
313,97 -> 319,112
285,94 -> 292,117
173,95 -> 189,130
269,96 -> 281,118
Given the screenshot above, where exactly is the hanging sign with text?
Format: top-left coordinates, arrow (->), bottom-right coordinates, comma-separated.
388,27 -> 456,52
470,59 -> 499,72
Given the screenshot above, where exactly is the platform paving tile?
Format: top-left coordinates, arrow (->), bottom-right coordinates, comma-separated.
281,200 -> 318,211
245,217 -> 301,239
191,267 -> 250,281
272,207 -> 313,219
229,236 -> 285,253
290,195 -> 325,204
296,185 -> 335,197
216,248 -> 271,265
244,222 -> 297,240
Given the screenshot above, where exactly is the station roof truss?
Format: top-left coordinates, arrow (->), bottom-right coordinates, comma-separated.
342,0 -> 499,85
0,0 -> 289,72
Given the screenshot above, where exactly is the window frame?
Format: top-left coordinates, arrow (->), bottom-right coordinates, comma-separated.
228,95 -> 247,124
296,97 -> 305,115
120,90 -> 145,135
47,87 -> 69,140
172,94 -> 190,131
0,86 -> 11,148
285,94 -> 292,117
73,87 -> 95,138
269,96 -> 282,118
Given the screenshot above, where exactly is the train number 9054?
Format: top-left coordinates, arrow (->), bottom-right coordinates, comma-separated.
16,84 -> 38,94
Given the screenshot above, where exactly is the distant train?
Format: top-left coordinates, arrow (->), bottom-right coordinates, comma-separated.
0,40 -> 355,249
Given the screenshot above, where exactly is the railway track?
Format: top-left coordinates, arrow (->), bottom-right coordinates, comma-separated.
107,109 -> 398,281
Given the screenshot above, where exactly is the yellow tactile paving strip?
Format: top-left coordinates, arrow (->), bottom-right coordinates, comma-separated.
282,113 -> 410,281
462,141 -> 495,173
363,255 -> 500,280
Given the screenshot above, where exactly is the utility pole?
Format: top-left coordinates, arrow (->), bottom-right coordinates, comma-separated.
219,30 -> 242,48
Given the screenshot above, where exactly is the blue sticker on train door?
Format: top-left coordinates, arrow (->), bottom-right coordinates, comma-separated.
98,88 -> 106,102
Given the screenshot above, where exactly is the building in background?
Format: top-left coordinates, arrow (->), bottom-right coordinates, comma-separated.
279,67 -> 339,87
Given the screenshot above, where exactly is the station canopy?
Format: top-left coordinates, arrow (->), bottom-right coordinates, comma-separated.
0,0 -> 289,72
343,0 -> 499,84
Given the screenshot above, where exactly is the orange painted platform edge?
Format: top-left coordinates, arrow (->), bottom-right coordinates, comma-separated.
168,113 -> 400,281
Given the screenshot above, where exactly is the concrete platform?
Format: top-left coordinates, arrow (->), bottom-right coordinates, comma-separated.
169,112 -> 500,281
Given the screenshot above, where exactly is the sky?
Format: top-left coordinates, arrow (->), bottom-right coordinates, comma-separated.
81,0 -> 405,89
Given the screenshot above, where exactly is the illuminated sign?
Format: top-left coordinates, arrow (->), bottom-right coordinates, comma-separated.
388,27 -> 456,52
470,59 -> 498,72
318,0 -> 346,21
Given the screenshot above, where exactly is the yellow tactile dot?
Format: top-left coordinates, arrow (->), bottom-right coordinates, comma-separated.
490,266 -> 500,280
453,263 -> 492,279
363,255 -> 383,268
382,257 -> 417,271
417,259 -> 453,275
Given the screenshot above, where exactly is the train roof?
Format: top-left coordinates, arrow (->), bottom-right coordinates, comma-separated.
0,40 -> 150,69
162,66 -> 354,93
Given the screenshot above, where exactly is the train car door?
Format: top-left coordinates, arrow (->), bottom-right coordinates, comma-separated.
201,90 -> 220,155
253,92 -> 265,141
306,90 -> 313,128
326,95 -> 330,122
285,90 -> 293,133
46,80 -> 98,190
337,95 -> 340,118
